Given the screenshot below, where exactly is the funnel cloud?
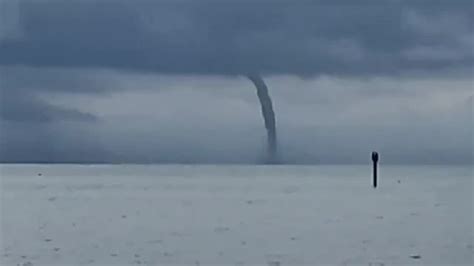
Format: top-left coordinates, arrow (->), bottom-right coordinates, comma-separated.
247,75 -> 277,163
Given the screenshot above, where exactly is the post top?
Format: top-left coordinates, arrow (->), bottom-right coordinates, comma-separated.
371,151 -> 379,162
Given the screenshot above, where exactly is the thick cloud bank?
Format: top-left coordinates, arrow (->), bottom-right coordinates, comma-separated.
1,71 -> 471,164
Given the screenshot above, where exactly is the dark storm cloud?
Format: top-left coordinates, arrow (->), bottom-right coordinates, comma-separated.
0,0 -> 472,76
0,66 -> 114,93
0,89 -> 96,122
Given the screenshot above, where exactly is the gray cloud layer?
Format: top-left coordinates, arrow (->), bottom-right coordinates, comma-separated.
1,0 -> 473,75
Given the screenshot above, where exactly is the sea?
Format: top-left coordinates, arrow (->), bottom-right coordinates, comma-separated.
1,164 -> 473,265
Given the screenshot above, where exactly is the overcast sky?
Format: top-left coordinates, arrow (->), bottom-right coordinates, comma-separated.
0,0 -> 472,164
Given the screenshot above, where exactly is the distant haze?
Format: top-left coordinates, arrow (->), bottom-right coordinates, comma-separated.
0,0 -> 472,164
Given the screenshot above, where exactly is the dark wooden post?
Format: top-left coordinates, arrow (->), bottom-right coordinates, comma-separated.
371,151 -> 379,188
